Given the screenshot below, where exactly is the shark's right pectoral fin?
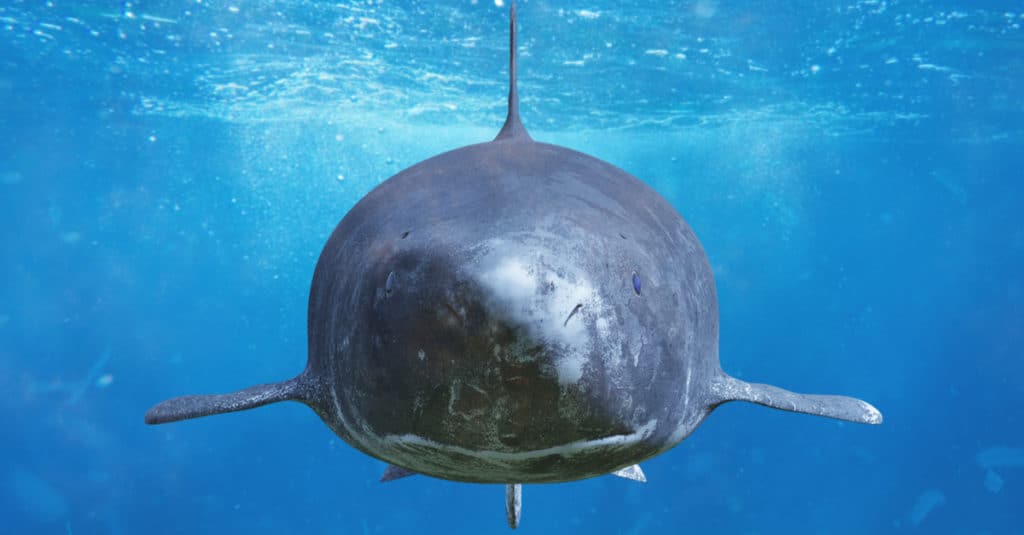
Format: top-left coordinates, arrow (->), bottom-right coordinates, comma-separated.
710,373 -> 882,425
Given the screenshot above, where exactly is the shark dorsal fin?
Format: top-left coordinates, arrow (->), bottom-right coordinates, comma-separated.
495,2 -> 532,142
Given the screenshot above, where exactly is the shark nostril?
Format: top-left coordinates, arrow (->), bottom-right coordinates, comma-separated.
563,303 -> 583,327
400,230 -> 410,239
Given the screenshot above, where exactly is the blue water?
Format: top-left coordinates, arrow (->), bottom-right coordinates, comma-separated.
2,1 -> 1022,533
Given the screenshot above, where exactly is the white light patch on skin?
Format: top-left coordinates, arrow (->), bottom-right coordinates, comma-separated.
595,317 -> 610,338
475,241 -> 603,385
483,257 -> 536,303
543,270 -> 594,383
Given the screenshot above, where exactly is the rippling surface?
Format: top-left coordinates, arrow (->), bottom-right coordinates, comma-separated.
4,0 -> 1022,134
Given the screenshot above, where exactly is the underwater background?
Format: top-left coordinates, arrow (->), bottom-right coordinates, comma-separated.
1,0 -> 1022,533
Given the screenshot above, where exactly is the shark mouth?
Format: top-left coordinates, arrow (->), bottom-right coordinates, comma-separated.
378,425 -> 653,530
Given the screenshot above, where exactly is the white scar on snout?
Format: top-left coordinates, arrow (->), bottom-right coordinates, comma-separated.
476,249 -> 600,384
486,257 -> 536,302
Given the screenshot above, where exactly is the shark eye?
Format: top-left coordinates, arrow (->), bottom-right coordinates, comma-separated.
632,271 -> 641,295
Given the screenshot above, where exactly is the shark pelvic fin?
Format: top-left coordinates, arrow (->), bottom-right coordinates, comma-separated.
380,464 -> 418,482
611,464 -> 647,482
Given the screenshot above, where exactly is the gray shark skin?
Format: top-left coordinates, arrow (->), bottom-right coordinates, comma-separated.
145,3 -> 881,527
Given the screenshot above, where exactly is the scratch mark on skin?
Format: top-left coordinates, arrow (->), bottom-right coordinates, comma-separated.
448,382 -> 460,414
563,303 -> 583,327
443,303 -> 465,328
633,337 -> 645,367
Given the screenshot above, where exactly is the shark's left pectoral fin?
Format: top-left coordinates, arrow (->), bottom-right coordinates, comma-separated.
710,373 -> 883,425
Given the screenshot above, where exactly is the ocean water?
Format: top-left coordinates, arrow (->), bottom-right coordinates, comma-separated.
1,0 -> 1022,533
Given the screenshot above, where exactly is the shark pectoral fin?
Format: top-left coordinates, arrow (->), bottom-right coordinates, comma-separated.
710,373 -> 882,425
380,465 -> 418,482
611,464 -> 647,482
505,483 -> 522,529
144,375 -> 307,425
